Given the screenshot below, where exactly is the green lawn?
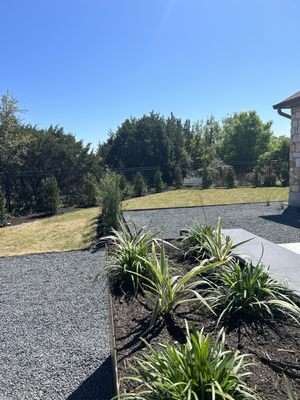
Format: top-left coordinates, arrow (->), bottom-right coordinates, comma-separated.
0,187 -> 288,257
123,187 -> 288,210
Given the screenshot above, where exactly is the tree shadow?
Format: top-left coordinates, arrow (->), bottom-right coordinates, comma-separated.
66,356 -> 116,400
260,206 -> 300,229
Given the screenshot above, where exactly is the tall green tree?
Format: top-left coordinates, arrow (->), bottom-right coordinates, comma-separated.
221,111 -> 272,170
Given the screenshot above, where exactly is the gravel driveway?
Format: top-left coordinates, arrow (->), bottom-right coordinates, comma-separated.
0,250 -> 113,400
125,202 -> 300,243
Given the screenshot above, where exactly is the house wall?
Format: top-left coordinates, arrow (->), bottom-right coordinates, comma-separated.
289,105 -> 300,206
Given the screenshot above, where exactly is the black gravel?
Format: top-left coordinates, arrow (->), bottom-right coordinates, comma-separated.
125,202 -> 300,243
0,250 -> 114,400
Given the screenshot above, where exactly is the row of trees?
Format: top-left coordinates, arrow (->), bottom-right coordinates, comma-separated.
0,92 -> 290,222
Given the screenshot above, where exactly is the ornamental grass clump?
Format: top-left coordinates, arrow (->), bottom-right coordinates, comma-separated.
118,322 -> 257,400
138,245 -> 223,331
182,218 -> 250,265
102,218 -> 160,293
210,261 -> 300,325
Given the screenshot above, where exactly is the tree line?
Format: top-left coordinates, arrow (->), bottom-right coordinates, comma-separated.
0,92 -> 290,222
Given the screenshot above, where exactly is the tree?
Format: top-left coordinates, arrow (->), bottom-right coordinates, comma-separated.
221,111 -> 272,171
97,173 -> 122,234
0,187 -> 9,227
133,172 -> 146,197
173,165 -> 183,189
154,170 -> 164,193
40,177 -> 61,215
0,93 -> 31,210
80,173 -> 98,207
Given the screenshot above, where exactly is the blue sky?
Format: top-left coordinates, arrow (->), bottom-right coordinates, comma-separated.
0,0 -> 299,148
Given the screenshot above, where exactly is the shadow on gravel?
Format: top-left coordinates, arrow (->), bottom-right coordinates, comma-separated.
260,207 -> 300,229
66,356 -> 115,400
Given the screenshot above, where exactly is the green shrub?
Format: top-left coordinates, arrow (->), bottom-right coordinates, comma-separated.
225,166 -> 236,188
97,172 -> 122,234
251,166 -> 263,187
181,221 -> 215,260
0,187 -> 9,227
80,173 -> 98,207
102,218 -> 160,293
40,176 -> 61,215
202,167 -> 212,189
154,169 -> 164,193
133,172 -> 146,197
138,244 -> 222,331
173,165 -> 183,189
210,261 -> 300,324
118,322 -> 256,400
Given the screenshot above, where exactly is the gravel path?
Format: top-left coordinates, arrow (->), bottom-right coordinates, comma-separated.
0,250 -> 113,400
125,202 -> 300,243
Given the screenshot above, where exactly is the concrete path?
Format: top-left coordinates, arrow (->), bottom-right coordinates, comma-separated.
0,250 -> 114,400
225,229 -> 300,294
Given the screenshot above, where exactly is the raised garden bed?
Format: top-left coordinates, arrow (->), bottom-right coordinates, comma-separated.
111,243 -> 300,399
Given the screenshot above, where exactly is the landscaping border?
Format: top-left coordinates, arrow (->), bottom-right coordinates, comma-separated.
109,293 -> 120,399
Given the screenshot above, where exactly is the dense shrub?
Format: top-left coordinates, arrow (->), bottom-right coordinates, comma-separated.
133,172 -> 146,197
119,322 -> 256,400
0,187 -> 9,227
80,173 -> 98,207
154,169 -> 164,193
97,172 -> 122,234
225,166 -> 236,188
251,166 -> 264,187
40,176 -> 61,215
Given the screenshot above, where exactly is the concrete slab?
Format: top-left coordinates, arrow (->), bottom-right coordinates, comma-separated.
279,242 -> 300,255
224,229 -> 300,294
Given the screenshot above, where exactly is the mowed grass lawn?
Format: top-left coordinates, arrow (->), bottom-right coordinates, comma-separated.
0,187 -> 288,257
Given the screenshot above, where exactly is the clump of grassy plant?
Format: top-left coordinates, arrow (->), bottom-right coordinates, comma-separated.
210,261 -> 300,325
101,218 -> 160,294
182,217 -> 250,265
138,244 -> 223,331
283,374 -> 297,400
117,321 -> 257,400
97,172 -> 122,234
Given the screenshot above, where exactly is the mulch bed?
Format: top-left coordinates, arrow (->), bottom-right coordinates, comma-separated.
112,244 -> 300,399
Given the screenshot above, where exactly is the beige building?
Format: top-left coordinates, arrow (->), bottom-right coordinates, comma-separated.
273,91 -> 300,207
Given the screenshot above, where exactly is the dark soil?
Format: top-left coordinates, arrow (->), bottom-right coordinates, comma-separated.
112,245 -> 300,399
9,206 -> 80,226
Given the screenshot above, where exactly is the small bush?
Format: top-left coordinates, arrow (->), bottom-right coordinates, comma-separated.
251,166 -> 264,188
118,322 -> 256,400
173,165 -> 183,189
0,187 -> 9,227
97,172 -> 122,234
154,169 -> 164,193
225,166 -> 236,188
80,173 -> 98,207
202,167 -> 212,189
40,176 -> 61,215
133,172 -> 146,197
102,218 -> 160,293
210,261 -> 300,324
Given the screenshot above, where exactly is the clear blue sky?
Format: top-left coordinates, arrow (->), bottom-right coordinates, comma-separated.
0,0 -> 299,148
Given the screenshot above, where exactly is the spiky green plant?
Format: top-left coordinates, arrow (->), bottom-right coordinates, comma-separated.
182,218 -> 250,265
210,261 -> 300,324
283,374 -> 297,400
136,244 -> 223,331
101,218 -> 161,293
117,322 -> 257,400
